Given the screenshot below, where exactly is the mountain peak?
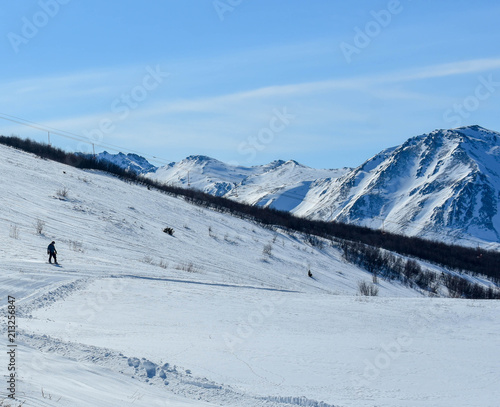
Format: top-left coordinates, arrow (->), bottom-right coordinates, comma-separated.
456,124 -> 488,132
300,125 -> 500,246
182,155 -> 223,166
453,125 -> 499,142
95,151 -> 157,174
94,125 -> 500,247
284,159 -> 303,167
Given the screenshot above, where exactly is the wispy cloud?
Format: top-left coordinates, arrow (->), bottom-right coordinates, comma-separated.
4,55 -> 497,117
129,57 -> 500,117
386,58 -> 500,82
6,56 -> 494,135
2,56 -> 499,166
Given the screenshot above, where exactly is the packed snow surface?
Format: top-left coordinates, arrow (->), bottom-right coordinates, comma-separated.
0,144 -> 499,406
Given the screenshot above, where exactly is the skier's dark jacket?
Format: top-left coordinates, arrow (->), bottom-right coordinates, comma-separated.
47,243 -> 56,254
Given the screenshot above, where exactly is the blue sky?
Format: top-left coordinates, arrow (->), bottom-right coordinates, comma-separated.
1,0 -> 500,168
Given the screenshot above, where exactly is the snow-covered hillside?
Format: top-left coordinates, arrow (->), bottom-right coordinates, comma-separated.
1,143 -> 499,406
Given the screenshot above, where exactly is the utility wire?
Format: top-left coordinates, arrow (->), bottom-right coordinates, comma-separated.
0,113 -> 174,166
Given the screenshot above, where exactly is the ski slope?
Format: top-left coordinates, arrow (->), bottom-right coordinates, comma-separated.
0,144 -> 499,406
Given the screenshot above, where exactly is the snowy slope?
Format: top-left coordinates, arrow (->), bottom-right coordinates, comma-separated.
0,143 -> 499,406
295,126 -> 500,248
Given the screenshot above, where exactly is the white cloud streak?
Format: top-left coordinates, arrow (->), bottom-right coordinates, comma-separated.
2,56 -> 499,159
136,57 -> 500,116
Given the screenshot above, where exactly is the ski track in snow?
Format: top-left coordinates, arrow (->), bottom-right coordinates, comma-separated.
18,331 -> 336,407
2,268 -> 337,407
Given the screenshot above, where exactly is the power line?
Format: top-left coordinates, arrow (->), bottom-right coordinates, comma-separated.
0,112 -> 174,167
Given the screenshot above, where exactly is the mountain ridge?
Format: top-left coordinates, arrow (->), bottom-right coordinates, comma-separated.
95,151 -> 157,174
96,125 -> 500,247
294,125 -> 500,246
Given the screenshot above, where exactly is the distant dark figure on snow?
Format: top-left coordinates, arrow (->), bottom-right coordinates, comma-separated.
47,241 -> 58,264
308,270 -> 313,278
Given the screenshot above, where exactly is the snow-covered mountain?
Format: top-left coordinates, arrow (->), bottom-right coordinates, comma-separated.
95,151 -> 158,174
224,160 -> 349,212
148,156 -> 349,212
101,125 -> 500,247
96,152 -> 348,213
150,155 -> 273,196
294,125 -> 500,247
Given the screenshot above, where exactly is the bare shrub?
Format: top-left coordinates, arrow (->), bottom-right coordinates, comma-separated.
69,240 -> 84,252
163,227 -> 174,236
56,187 -> 69,199
306,235 -> 324,249
142,255 -> 155,265
224,234 -> 238,245
41,387 -> 61,402
159,259 -> 169,269
358,280 -> 379,296
175,262 -> 199,273
35,218 -> 46,235
9,225 -> 20,239
208,226 -> 216,238
262,242 -> 273,257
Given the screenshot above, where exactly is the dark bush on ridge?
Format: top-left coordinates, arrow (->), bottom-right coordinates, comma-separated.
339,238 -> 499,299
163,227 -> 174,236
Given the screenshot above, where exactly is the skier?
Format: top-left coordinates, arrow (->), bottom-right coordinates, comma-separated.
308,270 -> 313,278
47,241 -> 58,264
